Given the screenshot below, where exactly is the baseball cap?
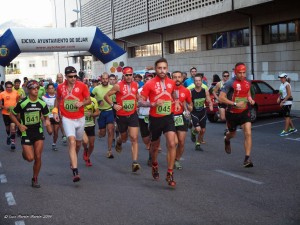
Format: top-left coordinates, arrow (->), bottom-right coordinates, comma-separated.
65,66 -> 77,75
145,73 -> 154,78
122,66 -> 133,75
278,73 -> 288,78
26,80 -> 39,89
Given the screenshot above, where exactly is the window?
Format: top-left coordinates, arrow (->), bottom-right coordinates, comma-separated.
263,20 -> 300,44
29,61 -> 35,68
171,37 -> 197,53
42,60 -> 48,67
133,43 -> 161,57
207,28 -> 249,50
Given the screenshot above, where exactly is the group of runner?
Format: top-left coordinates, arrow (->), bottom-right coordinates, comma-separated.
2,59 -> 263,189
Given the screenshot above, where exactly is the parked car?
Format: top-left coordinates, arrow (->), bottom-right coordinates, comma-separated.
206,80 -> 282,123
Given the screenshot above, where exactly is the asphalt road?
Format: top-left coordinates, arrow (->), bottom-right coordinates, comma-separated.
0,113 -> 299,225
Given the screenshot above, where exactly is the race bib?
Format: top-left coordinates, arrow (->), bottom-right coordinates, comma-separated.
24,111 -> 40,125
194,98 -> 205,109
235,97 -> 247,109
174,115 -> 184,127
156,101 -> 171,115
64,99 -> 78,112
85,111 -> 93,122
122,100 -> 135,112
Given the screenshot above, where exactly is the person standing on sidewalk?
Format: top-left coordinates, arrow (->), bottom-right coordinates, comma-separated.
53,66 -> 91,182
0,81 -> 20,150
219,62 -> 255,168
9,80 -> 52,188
172,71 -> 193,169
104,66 -> 141,173
140,58 -> 180,187
277,73 -> 297,136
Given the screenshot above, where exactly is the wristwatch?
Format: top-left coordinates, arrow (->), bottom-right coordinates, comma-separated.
233,102 -> 237,107
111,103 -> 114,107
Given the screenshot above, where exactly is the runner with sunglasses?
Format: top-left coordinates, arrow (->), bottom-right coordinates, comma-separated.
53,66 -> 91,182
104,66 -> 141,173
9,80 -> 52,188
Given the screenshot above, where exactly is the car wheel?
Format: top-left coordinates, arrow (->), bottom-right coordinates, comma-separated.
207,113 -> 219,123
250,106 -> 257,123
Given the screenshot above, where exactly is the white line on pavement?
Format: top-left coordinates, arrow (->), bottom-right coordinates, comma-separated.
15,221 -> 26,225
286,138 -> 300,141
0,174 -> 7,183
215,169 -> 263,185
5,192 -> 16,206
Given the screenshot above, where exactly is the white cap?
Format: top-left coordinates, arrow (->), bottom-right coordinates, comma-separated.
278,73 -> 288,78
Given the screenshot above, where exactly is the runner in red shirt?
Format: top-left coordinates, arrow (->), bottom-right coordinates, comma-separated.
140,58 -> 180,187
172,71 -> 193,170
219,62 -> 255,168
53,66 -> 91,182
104,66 -> 141,173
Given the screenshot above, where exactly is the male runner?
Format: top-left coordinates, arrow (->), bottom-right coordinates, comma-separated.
219,62 -> 255,168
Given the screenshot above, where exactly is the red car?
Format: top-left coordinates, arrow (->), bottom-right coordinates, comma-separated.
206,80 -> 282,123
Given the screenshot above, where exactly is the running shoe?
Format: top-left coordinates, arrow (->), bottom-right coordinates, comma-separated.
191,130 -> 196,143
6,136 -> 11,145
11,143 -> 16,151
152,165 -> 159,180
52,144 -> 58,151
166,172 -> 176,187
86,159 -> 92,167
72,169 -> 80,182
280,130 -> 289,136
107,151 -> 114,159
289,128 -> 298,134
132,162 -> 141,172
224,136 -> 231,154
174,160 -> 182,170
83,148 -> 88,161
31,177 -> 41,188
115,141 -> 122,153
62,135 -> 67,143
195,143 -> 203,151
243,159 -> 254,168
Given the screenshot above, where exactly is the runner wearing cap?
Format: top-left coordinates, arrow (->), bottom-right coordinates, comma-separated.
9,80 -> 52,188
104,66 -> 141,173
219,62 -> 255,168
53,66 -> 91,182
277,73 -> 297,136
140,58 -> 180,187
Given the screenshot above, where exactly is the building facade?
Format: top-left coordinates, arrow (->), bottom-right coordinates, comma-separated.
57,0 -> 300,109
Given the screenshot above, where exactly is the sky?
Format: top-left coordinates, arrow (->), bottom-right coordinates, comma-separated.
0,0 -> 52,26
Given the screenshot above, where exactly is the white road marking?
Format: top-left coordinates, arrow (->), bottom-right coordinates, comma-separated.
286,138 -> 300,141
15,221 -> 26,225
215,169 -> 263,185
5,192 -> 16,205
0,174 -> 7,183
